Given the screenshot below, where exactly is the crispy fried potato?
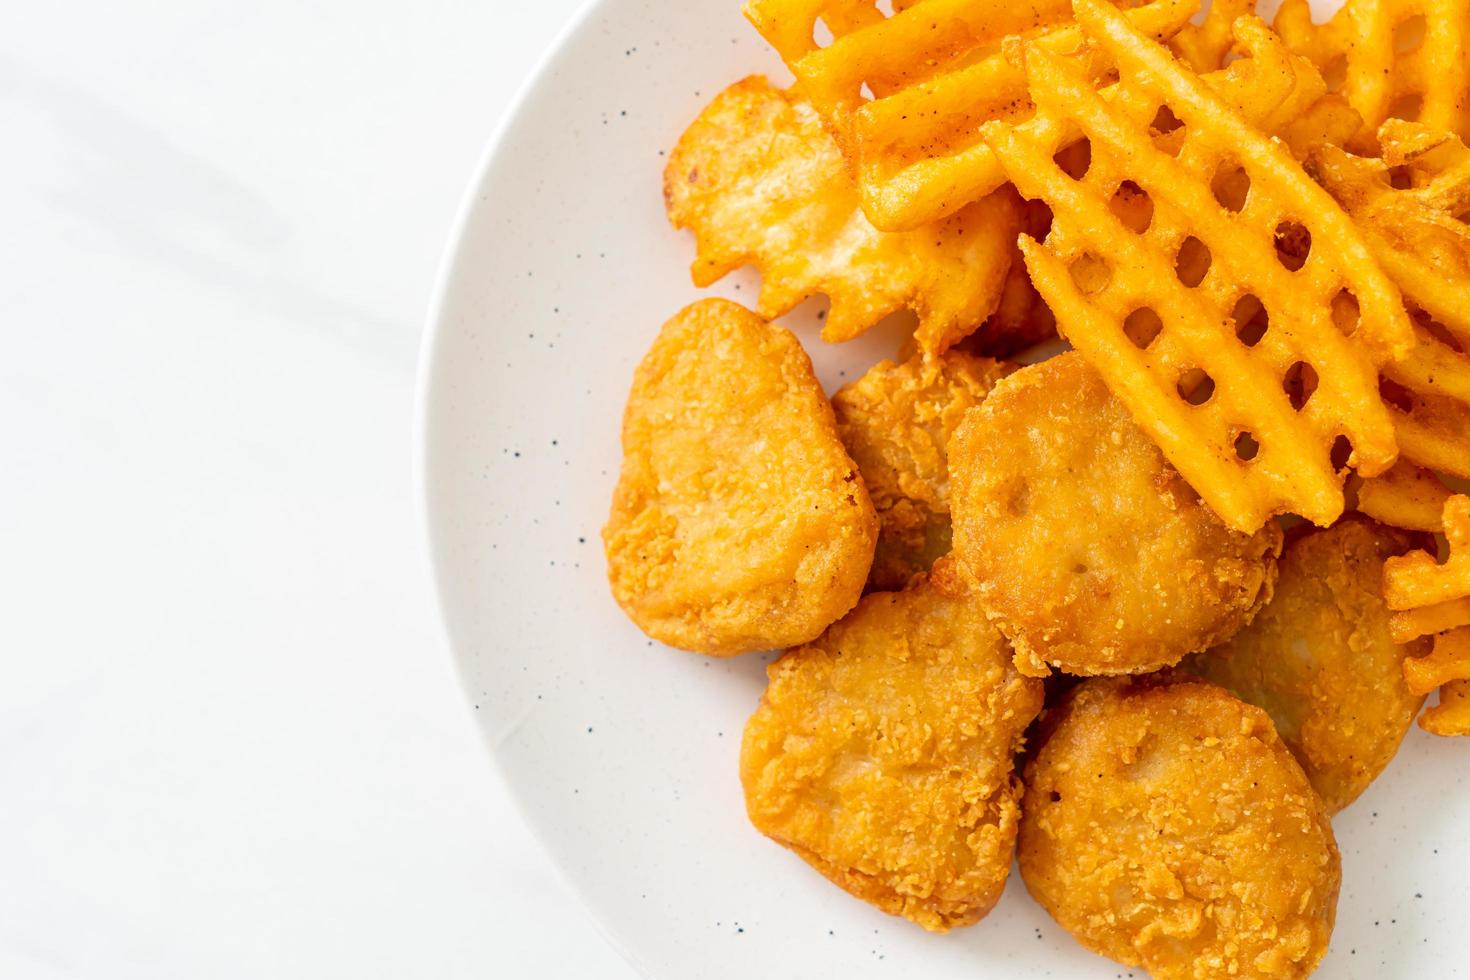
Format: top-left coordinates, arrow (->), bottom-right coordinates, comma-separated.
1168,0 -> 1256,72
962,198 -> 1061,357
1020,678 -> 1340,980
949,353 -> 1282,676
1404,629 -> 1470,735
1357,460 -> 1455,532
745,0 -> 1198,230
1385,494 -> 1470,615
983,3 -> 1414,533
604,299 -> 877,655
1274,0 -> 1470,149
1310,122 -> 1470,483
832,351 -> 1014,592
1185,518 -> 1429,812
740,559 -> 1044,932
664,76 -> 1022,354
1386,494 -> 1470,735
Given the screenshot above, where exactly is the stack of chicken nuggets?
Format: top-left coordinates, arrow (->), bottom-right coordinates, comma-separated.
602,0 -> 1470,974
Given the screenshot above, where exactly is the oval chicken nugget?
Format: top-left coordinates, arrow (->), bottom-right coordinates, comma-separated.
1020,678 -> 1340,980
832,350 -> 1013,592
1186,518 -> 1430,812
740,559 -> 1044,931
949,353 -> 1282,676
604,299 -> 878,655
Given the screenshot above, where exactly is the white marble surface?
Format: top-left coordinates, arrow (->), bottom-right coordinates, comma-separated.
1,2 -> 637,976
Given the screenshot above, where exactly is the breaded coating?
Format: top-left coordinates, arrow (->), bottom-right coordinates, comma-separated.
949,353 -> 1283,676
740,559 -> 1045,931
960,199 -> 1060,358
1020,679 -> 1340,980
603,299 -> 878,655
1187,518 -> 1430,812
832,351 -> 1014,592
664,76 -> 1022,354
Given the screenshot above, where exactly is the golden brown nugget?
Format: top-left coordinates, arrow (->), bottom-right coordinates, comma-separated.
603,299 -> 877,655
949,354 -> 1282,677
1020,679 -> 1341,980
832,351 -> 1013,592
1187,518 -> 1430,812
740,559 -> 1044,931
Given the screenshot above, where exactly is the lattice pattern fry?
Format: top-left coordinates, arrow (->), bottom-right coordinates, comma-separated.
1273,0 -> 1470,148
1391,598 -> 1470,643
664,76 -> 1022,352
1169,0 -> 1256,72
1385,495 -> 1470,734
1312,121 -> 1470,481
981,0 -> 1414,533
1403,629 -> 1470,735
1357,460 -> 1455,532
1385,495 -> 1470,612
742,0 -> 1199,230
743,0 -> 887,63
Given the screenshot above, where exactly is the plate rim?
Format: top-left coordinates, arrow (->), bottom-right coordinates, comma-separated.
411,0 -> 650,976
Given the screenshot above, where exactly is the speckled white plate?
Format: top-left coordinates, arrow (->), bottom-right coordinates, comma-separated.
417,1 -> 1468,976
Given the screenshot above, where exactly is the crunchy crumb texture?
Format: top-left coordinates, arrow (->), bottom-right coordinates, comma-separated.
1186,518 -> 1430,812
833,351 -> 1014,592
663,76 -> 1021,353
1020,678 -> 1341,980
949,353 -> 1283,676
959,198 -> 1059,358
603,299 -> 878,655
740,559 -> 1045,931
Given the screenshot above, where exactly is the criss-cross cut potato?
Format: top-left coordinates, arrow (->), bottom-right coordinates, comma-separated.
1384,495 -> 1470,735
1357,460 -> 1455,532
1274,0 -> 1470,149
1384,495 -> 1470,623
743,0 -> 1200,230
1312,121 -> 1470,483
603,299 -> 877,655
664,76 -> 1022,354
1402,629 -> 1470,735
833,351 -> 1013,592
982,1 -> 1413,533
1168,0 -> 1255,71
741,559 -> 1044,932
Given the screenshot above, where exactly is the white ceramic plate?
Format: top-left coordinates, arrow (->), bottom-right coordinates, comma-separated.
417,1 -> 1469,976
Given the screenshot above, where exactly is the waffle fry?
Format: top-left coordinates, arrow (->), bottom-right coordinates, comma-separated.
1169,0 -> 1255,72
1273,0 -> 1470,148
981,2 -> 1414,532
742,0 -> 887,63
1386,478 -> 1470,736
1311,121 -> 1470,480
1384,494 -> 1470,611
1392,598 -> 1470,643
1403,630 -> 1470,735
664,76 -> 1022,352
743,0 -> 1199,230
1357,460 -> 1455,532
963,198 -> 1060,355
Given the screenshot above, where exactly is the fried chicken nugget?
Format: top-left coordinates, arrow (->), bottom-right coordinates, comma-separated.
604,299 -> 878,655
832,351 -> 1014,592
740,558 -> 1045,931
1186,518 -> 1431,813
949,353 -> 1283,676
1020,678 -> 1341,980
